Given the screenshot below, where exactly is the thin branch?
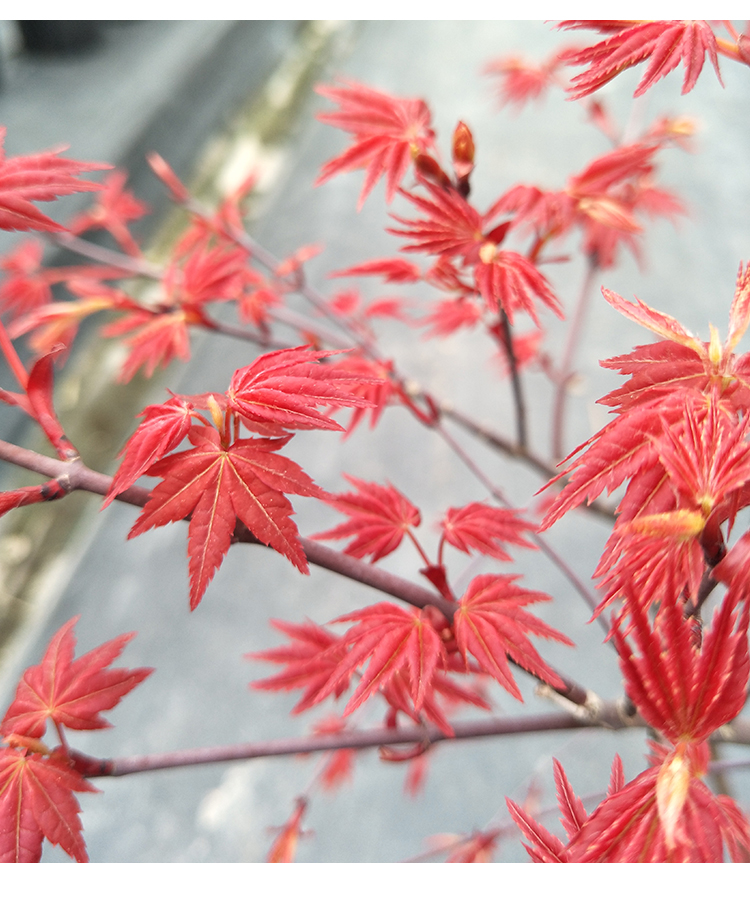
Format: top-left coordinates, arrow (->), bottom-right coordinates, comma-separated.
0,438 -> 598,708
76,704 -> 640,778
496,309 -> 528,449
431,422 -> 607,628
551,258 -> 598,462
50,233 -> 163,280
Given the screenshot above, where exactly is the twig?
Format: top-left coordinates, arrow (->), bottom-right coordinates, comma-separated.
73,705 -> 642,778
551,258 -> 598,462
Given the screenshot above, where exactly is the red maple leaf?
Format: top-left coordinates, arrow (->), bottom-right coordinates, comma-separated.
391,177 -> 561,325
315,79 -> 437,209
129,428 -> 324,609
0,239 -> 125,319
320,354 -> 397,434
561,20 -> 723,99
440,502 -> 536,561
454,574 -> 572,700
483,47 -> 574,109
421,297 -> 483,338
104,394 -> 198,507
66,169 -> 149,256
613,589 -> 750,745
567,743 -> 750,862
249,619 -> 350,714
0,617 -> 153,740
311,475 -> 421,562
226,346 -> 377,435
0,127 -> 110,233
315,603 -> 446,717
102,308 -> 192,382
0,747 -> 97,863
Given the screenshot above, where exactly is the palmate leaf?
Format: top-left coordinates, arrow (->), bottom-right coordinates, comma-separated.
613,589 -> 750,744
312,475 -> 421,562
129,428 -> 324,609
0,617 -> 153,739
249,619 -> 350,714
454,574 -> 572,700
315,79 -> 436,208
539,398 -> 686,530
226,346 -> 377,435
567,752 -> 750,862
440,502 -> 535,561
314,603 -> 446,717
103,395 -> 197,507
561,20 -> 722,99
0,127 -> 110,233
0,748 -> 97,863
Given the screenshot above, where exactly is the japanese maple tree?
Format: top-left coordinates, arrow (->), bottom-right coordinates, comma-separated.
0,19 -> 749,863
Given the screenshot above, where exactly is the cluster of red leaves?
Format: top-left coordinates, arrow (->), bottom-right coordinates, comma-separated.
254,477 -> 571,734
9,238 -> 278,381
559,21 -> 723,99
0,127 -> 109,233
0,618 -> 151,862
315,79 -> 437,209
542,263 -> 750,617
509,587 -> 750,862
108,346 -> 378,609
2,155 -> 308,382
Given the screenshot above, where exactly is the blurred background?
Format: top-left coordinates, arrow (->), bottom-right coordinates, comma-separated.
0,20 -> 747,862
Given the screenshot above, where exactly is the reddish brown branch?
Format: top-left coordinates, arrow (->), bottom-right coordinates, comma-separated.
0,438 -> 596,709
74,704 -> 640,778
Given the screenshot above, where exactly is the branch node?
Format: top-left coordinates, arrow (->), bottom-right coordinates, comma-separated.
536,684 -> 602,720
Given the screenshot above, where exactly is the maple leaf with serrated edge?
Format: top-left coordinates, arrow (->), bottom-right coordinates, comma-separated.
561,20 -> 722,99
594,526 -> 705,617
600,277 -> 750,414
566,743 -> 750,862
321,355 -> 396,435
103,394 -> 197,507
391,178 -> 561,325
454,574 -> 572,700
249,619 -> 350,714
0,617 -> 153,739
103,308 -> 192,382
0,747 -> 97,862
226,346 -> 377,436
0,127 -> 110,233
315,79 -> 437,209
440,502 -> 536,561
507,754 -> 626,863
311,475 -> 420,562
129,427 -> 324,609
314,603 -> 446,718
539,393 -> 688,531
483,48 -> 573,110
613,589 -> 750,744
66,169 -> 149,257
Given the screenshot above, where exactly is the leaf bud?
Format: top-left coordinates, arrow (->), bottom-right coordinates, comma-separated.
452,121 -> 475,179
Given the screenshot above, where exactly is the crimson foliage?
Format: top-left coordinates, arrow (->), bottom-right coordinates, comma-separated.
0,20 -> 749,863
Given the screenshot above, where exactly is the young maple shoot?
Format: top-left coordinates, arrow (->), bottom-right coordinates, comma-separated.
0,19 -> 749,863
